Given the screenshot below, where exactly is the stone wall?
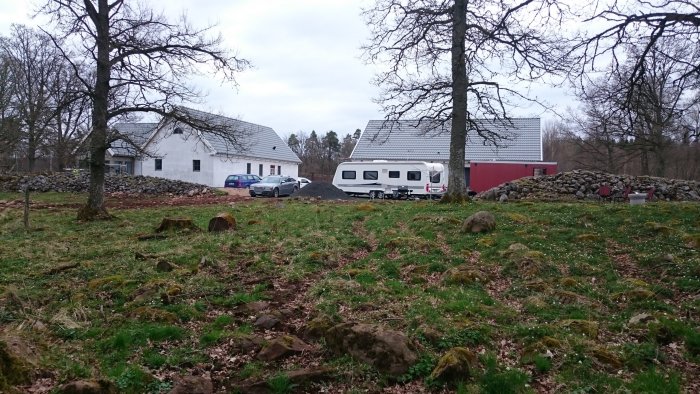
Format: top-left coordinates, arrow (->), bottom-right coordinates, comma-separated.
0,173 -> 215,196
477,170 -> 700,202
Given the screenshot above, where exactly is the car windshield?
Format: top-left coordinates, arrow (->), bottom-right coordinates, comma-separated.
260,176 -> 283,183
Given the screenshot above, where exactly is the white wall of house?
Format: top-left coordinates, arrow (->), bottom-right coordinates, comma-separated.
141,130 -> 215,185
139,127 -> 300,187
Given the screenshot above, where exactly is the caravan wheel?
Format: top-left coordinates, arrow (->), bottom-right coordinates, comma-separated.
376,191 -> 384,199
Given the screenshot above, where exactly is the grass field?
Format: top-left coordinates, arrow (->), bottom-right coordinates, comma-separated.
0,192 -> 699,393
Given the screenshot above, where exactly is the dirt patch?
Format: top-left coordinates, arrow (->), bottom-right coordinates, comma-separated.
291,182 -> 353,200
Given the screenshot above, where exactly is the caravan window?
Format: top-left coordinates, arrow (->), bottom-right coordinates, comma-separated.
342,171 -> 356,179
407,171 -> 421,181
430,171 -> 441,183
388,171 -> 400,178
363,171 -> 378,180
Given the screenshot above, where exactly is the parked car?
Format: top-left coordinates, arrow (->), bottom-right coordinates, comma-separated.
224,174 -> 261,188
249,176 -> 299,197
297,177 -> 311,188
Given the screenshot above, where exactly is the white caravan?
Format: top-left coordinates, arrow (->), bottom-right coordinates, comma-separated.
332,161 -> 446,199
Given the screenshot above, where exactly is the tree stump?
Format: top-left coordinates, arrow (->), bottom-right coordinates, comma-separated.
156,217 -> 200,233
208,212 -> 236,232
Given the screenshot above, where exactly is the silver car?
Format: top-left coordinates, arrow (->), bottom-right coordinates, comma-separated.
249,176 -> 299,197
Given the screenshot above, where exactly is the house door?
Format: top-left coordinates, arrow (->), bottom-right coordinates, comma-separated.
464,167 -> 471,189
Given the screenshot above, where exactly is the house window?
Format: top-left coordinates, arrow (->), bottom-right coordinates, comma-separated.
388,171 -> 400,178
269,165 -> 275,175
277,165 -> 281,175
407,171 -> 421,181
259,164 -> 263,176
342,171 -> 356,179
173,127 -> 183,134
193,160 -> 200,172
534,168 -> 547,176
247,163 -> 251,174
155,158 -> 162,171
363,171 -> 378,180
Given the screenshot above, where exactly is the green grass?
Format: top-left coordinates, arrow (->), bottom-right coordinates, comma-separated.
0,197 -> 698,391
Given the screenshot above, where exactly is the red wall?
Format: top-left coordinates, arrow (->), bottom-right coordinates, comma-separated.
469,162 -> 558,192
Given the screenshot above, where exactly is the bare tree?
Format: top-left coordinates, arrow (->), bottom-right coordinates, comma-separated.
572,39 -> 696,177
0,53 -> 20,167
50,62 -> 91,170
574,0 -> 700,98
39,0 -> 249,220
0,25 -> 66,172
363,0 -> 568,201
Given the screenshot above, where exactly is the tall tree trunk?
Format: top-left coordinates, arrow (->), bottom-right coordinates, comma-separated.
78,0 -> 111,220
444,0 -> 468,202
26,138 -> 37,173
640,148 -> 650,175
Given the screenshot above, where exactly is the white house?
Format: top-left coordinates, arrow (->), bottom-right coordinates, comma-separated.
107,108 -> 300,187
138,108 -> 300,187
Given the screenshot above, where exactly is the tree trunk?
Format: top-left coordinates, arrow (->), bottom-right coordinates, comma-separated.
443,0 -> 469,203
640,148 -> 650,176
78,0 -> 111,220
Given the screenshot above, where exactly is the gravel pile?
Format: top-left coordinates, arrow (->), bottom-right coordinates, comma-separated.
477,170 -> 700,202
0,172 -> 216,196
291,182 -> 353,200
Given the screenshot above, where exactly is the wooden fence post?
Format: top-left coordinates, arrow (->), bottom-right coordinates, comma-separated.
23,186 -> 29,231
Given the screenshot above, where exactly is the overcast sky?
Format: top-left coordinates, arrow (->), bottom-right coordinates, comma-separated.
0,1 -> 576,139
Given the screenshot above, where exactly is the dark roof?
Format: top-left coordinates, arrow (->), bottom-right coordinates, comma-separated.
351,118 -> 542,162
173,107 -> 301,163
109,123 -> 159,157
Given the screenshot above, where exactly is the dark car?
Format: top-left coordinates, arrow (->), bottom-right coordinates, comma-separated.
249,176 -> 299,197
224,174 -> 261,188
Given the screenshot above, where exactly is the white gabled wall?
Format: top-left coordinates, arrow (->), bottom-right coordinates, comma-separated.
140,124 -> 300,187
141,127 -> 215,185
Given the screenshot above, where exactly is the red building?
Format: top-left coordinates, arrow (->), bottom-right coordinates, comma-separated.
468,161 -> 558,192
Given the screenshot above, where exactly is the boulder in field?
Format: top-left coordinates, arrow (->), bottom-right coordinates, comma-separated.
430,347 -> 478,382
257,335 -> 313,361
461,211 -> 496,233
207,212 -> 236,232
324,323 -> 417,376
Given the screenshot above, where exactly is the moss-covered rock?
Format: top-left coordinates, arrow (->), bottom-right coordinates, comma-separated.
325,323 -> 417,376
303,315 -> 335,341
87,275 -> 124,290
0,339 -> 33,389
444,267 -> 489,285
461,211 -> 496,233
429,347 -> 478,382
613,288 -> 655,301
523,336 -> 565,361
559,319 -> 599,338
129,306 -> 179,323
590,346 -> 623,369
257,335 -> 312,362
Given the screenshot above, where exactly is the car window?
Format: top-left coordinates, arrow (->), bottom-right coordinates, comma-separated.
227,175 -> 238,180
261,176 -> 282,183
